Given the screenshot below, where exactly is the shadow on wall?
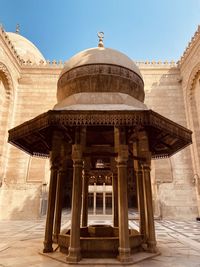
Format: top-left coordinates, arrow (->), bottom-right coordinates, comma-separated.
144,69 -> 185,126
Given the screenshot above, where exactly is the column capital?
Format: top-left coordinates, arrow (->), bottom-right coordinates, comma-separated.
116,144 -> 129,164
50,153 -> 61,171
50,164 -> 59,171
50,131 -> 64,170
72,144 -> 83,162
142,163 -> 151,172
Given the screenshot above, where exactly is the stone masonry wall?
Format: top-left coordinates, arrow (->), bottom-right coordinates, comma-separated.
179,26 -> 200,216
140,64 -> 198,219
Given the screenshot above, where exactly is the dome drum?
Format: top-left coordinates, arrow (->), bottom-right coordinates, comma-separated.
57,63 -> 144,103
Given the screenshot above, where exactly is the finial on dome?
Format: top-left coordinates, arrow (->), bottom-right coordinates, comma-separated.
97,32 -> 104,47
16,24 -> 20,34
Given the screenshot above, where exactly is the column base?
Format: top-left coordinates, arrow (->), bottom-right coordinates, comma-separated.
118,247 -> 132,263
66,247 -> 81,263
113,221 -> 119,227
147,241 -> 157,253
52,233 -> 58,243
43,242 -> 53,253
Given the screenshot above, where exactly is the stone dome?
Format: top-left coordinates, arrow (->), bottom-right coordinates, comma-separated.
55,45 -> 146,111
7,32 -> 45,64
59,47 -> 142,79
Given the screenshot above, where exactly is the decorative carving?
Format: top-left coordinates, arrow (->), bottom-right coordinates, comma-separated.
8,110 -> 192,159
135,61 -> 177,67
8,110 -> 192,141
50,131 -> 64,169
72,144 -> 83,162
116,144 -> 129,164
58,64 -> 144,102
142,163 -> 151,172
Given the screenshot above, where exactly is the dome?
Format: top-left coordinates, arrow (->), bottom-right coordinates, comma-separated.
7,32 -> 45,64
60,47 -> 142,79
56,45 -> 145,110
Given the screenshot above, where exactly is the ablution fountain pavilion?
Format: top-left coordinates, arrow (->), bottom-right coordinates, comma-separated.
8,33 -> 192,263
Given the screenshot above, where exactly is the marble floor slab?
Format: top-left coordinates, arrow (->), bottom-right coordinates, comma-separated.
0,211 -> 200,267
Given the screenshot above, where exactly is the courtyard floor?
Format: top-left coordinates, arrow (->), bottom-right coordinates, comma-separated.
0,211 -> 200,267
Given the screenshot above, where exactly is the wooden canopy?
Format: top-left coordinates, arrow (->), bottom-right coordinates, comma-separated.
8,109 -> 192,159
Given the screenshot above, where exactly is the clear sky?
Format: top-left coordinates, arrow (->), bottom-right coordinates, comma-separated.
0,0 -> 199,62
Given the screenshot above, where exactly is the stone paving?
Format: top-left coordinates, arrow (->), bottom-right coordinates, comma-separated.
0,211 -> 200,266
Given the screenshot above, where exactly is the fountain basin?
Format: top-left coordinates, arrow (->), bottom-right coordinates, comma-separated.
58,225 -> 143,258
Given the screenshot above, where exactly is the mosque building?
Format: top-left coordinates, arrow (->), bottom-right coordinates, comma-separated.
0,25 -> 200,221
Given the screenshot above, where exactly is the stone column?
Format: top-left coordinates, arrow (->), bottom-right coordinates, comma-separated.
133,142 -> 147,240
136,163 -> 147,239
43,164 -> 58,252
53,142 -> 72,241
112,173 -> 118,227
53,169 -> 63,242
103,191 -> 106,215
43,131 -> 62,253
82,172 -> 89,227
137,130 -> 157,252
117,144 -> 131,262
66,144 -> 83,262
93,191 -> 96,215
142,163 -> 157,252
115,127 -> 131,262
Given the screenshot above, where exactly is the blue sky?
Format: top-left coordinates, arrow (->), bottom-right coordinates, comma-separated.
0,0 -> 200,62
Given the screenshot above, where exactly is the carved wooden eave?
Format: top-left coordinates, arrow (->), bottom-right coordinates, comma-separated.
8,110 -> 192,159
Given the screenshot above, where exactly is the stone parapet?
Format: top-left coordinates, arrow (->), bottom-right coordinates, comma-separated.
178,25 -> 200,66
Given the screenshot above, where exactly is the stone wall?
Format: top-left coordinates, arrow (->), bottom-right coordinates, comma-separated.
0,28 -> 61,219
140,63 -> 198,219
0,68 -> 58,219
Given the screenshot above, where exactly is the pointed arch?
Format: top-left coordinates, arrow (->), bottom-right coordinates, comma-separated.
187,62 -> 200,98
186,63 -> 200,198
0,62 -> 14,187
0,62 -> 14,99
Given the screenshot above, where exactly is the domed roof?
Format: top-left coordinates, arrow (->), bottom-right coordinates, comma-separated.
60,47 -> 142,79
7,32 -> 45,63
